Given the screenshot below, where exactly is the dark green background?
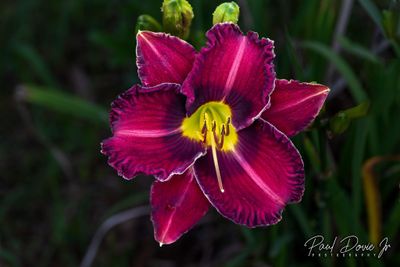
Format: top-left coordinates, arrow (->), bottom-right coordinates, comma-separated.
1,0 -> 399,266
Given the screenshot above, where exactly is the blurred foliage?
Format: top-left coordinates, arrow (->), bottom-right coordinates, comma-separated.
135,15 -> 163,33
329,101 -> 370,135
1,0 -> 399,267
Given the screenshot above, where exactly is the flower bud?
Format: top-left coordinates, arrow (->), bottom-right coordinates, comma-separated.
212,2 -> 240,25
135,15 -> 162,33
162,0 -> 194,39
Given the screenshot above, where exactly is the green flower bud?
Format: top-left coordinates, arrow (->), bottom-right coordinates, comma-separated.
212,2 -> 240,25
329,102 -> 369,135
162,0 -> 194,39
135,15 -> 162,33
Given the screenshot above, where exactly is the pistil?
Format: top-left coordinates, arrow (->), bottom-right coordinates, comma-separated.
200,116 -> 225,193
210,131 -> 225,193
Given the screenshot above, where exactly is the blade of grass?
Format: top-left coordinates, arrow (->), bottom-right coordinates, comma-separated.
352,119 -> 368,225
321,210 -> 333,267
325,178 -> 359,267
325,178 -> 361,236
339,36 -> 382,64
80,206 -> 150,267
102,191 -> 149,219
13,44 -> 60,89
385,199 -> 400,238
16,84 -> 108,125
224,228 -> 255,267
288,205 -> 312,237
362,157 -> 383,246
303,136 -> 321,173
284,31 -> 305,80
301,41 -> 368,103
357,0 -> 383,31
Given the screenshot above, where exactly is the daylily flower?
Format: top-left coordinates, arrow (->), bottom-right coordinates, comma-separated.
101,23 -> 329,245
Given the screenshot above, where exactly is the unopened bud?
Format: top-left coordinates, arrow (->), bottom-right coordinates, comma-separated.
213,2 -> 240,25
162,0 -> 194,39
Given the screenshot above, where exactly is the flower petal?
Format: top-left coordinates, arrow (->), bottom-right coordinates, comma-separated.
101,83 -> 205,181
151,168 -> 210,245
182,23 -> 275,130
194,120 -> 304,227
262,79 -> 329,137
136,31 -> 196,86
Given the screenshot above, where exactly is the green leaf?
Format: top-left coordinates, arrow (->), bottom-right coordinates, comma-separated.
17,85 -> 108,125
301,41 -> 368,103
302,136 -> 321,172
13,44 -> 59,89
325,178 -> 361,267
385,198 -> 400,238
339,36 -> 382,64
329,102 -> 370,134
284,31 -> 305,80
289,205 -> 313,237
352,119 -> 368,221
382,10 -> 396,39
324,176 -> 368,267
357,0 -> 383,31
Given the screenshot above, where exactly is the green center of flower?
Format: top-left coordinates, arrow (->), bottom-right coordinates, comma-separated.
181,101 -> 238,152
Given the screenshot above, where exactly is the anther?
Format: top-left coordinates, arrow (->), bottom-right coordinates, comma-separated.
217,125 -> 225,150
202,119 -> 207,133
226,117 -> 231,136
201,120 -> 208,143
212,121 -> 217,132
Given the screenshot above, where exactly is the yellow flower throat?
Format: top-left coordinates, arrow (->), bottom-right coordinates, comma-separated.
181,101 -> 238,151
181,102 -> 238,193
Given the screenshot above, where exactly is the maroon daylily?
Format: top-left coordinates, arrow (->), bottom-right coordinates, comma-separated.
101,23 -> 329,245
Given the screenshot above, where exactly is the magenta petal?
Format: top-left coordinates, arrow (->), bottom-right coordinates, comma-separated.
182,23 -> 275,130
262,79 -> 329,137
194,120 -> 304,227
136,31 -> 196,86
151,168 -> 210,245
101,83 -> 205,181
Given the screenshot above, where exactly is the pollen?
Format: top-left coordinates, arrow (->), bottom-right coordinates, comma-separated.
181,101 -> 238,152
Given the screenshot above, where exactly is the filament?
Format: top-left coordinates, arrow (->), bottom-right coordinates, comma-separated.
211,133 -> 224,193
217,125 -> 225,150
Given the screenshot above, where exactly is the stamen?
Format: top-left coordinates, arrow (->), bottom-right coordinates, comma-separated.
211,137 -> 225,193
226,117 -> 231,136
201,120 -> 208,143
212,121 -> 219,145
217,125 -> 225,150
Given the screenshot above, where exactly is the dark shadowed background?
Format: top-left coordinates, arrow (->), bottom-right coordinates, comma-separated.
1,0 -> 399,266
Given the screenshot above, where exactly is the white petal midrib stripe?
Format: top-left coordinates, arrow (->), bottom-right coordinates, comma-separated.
115,128 -> 181,138
232,151 -> 285,206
